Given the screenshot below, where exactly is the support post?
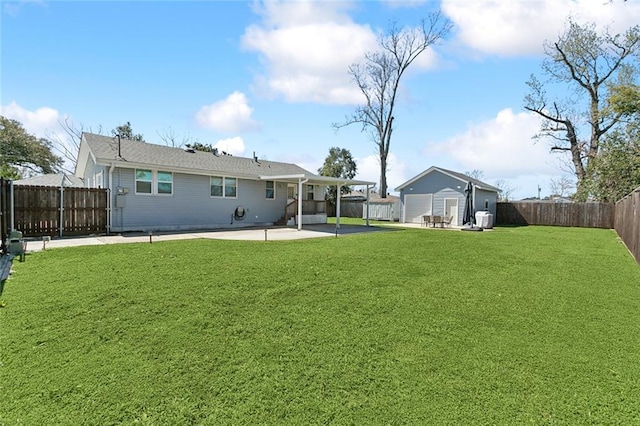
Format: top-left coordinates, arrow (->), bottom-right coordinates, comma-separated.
336,183 -> 341,229
365,184 -> 370,226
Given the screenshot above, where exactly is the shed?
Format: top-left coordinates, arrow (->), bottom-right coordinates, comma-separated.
362,194 -> 400,221
395,166 -> 500,226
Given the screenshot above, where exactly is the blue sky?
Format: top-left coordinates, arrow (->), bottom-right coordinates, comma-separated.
2,0 -> 639,199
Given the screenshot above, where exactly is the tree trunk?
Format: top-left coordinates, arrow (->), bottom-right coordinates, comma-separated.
379,153 -> 387,198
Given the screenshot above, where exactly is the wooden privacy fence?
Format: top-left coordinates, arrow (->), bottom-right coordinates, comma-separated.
0,179 -> 10,252
326,201 -> 363,218
614,187 -> 640,265
496,201 -> 615,229
13,185 -> 108,237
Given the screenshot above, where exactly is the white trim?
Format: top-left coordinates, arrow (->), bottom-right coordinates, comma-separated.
135,169 -> 173,196
210,176 -> 238,199
265,180 -> 275,200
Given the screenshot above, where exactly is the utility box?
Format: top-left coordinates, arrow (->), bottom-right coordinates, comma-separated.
116,194 -> 127,208
8,230 -> 26,260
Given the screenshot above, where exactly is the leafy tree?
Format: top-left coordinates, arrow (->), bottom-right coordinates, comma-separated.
112,121 -> 144,141
318,147 -> 357,201
586,83 -> 640,201
0,116 -> 62,179
334,13 -> 452,198
524,19 -> 640,200
185,142 -> 213,152
586,124 -> 640,202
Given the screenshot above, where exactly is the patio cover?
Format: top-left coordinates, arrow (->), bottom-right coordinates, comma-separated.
259,174 -> 376,230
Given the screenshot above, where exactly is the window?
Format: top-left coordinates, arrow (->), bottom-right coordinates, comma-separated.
136,169 -> 152,194
211,176 -> 237,198
157,171 -> 173,195
225,178 -> 237,197
307,184 -> 314,201
135,169 -> 172,195
265,181 -> 275,199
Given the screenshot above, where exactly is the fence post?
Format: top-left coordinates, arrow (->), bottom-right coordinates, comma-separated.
59,185 -> 64,237
9,180 -> 15,231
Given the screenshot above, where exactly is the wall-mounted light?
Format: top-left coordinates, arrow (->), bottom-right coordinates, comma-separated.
409,187 -> 413,191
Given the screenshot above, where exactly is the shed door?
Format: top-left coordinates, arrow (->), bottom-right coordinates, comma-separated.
404,194 -> 432,223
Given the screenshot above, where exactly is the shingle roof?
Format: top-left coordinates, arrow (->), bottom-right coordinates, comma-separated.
82,133 -> 314,179
395,166 -> 500,192
14,173 -> 85,187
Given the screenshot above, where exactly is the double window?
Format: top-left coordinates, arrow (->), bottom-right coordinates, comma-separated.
135,169 -> 173,195
211,176 -> 237,198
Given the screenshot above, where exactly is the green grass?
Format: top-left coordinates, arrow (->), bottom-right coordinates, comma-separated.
1,226 -> 639,424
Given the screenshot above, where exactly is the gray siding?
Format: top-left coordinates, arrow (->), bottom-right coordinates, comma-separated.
110,167 -> 288,232
474,188 -> 497,217
399,170 -> 466,225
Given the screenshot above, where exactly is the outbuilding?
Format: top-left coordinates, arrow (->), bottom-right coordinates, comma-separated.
395,166 -> 500,226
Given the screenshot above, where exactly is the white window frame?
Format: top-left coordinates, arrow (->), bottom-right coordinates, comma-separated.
307,184 -> 314,201
210,176 -> 237,199
135,169 -> 173,196
95,171 -> 103,189
265,180 -> 275,200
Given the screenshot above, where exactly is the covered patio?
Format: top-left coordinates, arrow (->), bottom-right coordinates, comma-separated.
259,174 -> 376,230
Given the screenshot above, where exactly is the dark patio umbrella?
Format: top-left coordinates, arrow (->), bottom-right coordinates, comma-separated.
463,181 -> 474,227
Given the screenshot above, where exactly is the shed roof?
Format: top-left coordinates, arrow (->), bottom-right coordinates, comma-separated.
14,173 -> 85,187
395,166 -> 500,193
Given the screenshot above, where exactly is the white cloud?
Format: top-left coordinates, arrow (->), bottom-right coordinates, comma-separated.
213,136 -> 246,156
1,101 -> 60,138
242,0 -> 377,104
195,92 -> 260,133
431,108 -> 561,179
441,0 -> 640,56
355,152 -> 410,194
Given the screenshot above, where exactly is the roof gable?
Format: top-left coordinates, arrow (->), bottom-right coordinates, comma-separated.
395,166 -> 500,193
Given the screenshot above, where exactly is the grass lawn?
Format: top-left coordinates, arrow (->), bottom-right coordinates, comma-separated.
1,225 -> 639,424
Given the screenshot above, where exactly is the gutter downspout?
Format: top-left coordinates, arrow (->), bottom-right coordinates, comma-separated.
108,163 -> 115,235
297,177 -> 308,231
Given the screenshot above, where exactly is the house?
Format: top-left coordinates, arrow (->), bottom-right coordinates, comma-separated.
75,133 -> 374,233
395,166 -> 500,226
14,173 -> 85,188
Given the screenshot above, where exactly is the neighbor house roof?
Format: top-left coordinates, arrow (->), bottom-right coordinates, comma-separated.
14,173 -> 85,187
395,166 -> 500,193
76,133 -> 375,187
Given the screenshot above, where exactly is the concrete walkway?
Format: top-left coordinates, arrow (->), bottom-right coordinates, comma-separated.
22,224 -> 396,252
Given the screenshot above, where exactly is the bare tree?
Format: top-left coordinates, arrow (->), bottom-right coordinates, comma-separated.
157,127 -> 194,148
464,169 -> 485,180
494,179 -> 516,202
48,117 -> 104,174
334,12 -> 452,198
548,175 -> 575,198
524,18 -> 639,200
